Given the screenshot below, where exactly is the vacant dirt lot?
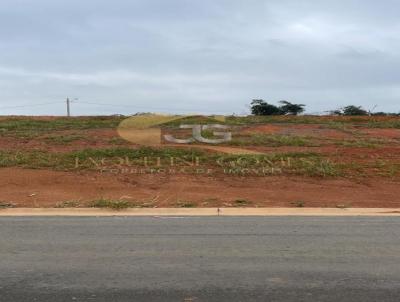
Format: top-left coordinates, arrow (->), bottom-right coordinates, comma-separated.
0,115 -> 399,208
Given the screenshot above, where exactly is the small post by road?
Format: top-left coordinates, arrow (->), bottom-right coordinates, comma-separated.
66,98 -> 71,117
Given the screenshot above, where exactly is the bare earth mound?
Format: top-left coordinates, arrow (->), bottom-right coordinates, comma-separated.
1,115 -> 399,208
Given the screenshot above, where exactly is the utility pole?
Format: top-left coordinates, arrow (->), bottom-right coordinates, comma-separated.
66,98 -> 71,117
368,105 -> 377,116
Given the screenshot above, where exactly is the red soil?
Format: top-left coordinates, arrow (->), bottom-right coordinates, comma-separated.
361,128 -> 400,139
1,117 -> 399,208
1,168 -> 399,208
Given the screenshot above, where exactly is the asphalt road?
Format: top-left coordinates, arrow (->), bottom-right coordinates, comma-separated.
0,217 -> 399,302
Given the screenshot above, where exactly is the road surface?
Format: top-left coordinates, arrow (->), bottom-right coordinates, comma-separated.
0,217 -> 399,301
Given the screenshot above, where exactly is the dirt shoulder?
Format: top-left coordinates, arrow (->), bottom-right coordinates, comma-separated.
1,167 -> 399,208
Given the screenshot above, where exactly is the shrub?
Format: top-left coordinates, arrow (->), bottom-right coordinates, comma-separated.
331,105 -> 368,116
279,100 -> 305,115
250,99 -> 306,116
250,99 -> 281,116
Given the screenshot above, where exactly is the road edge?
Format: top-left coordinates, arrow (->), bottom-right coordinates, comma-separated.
0,208 -> 400,216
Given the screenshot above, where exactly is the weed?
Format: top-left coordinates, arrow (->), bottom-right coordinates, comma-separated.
0,116 -> 124,138
217,153 -> 340,177
234,199 -> 251,206
0,201 -> 14,209
0,151 -> 68,169
387,165 -> 400,178
72,146 -> 205,160
224,115 -> 400,129
294,158 -> 341,177
44,135 -> 85,144
0,148 -> 344,177
325,122 -> 348,131
202,198 -> 220,206
176,201 -> 196,208
335,137 -> 389,148
339,140 -> 378,148
90,199 -> 133,210
370,161 -> 400,178
230,134 -> 316,147
336,204 -> 350,209
291,200 -> 305,208
0,146 -> 206,171
55,200 -> 81,208
367,120 -> 400,129
108,137 -> 128,145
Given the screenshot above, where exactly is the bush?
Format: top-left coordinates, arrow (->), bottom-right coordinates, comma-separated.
279,100 -> 305,115
90,199 -> 132,210
331,105 -> 368,116
250,100 -> 281,116
250,99 -> 306,116
343,105 -> 368,116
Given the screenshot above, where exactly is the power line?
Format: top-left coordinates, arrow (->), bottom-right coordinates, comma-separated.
75,101 -> 229,114
0,99 -> 234,115
77,101 -> 144,108
0,101 -> 63,110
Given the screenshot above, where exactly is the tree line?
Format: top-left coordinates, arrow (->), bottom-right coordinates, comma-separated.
250,100 -> 400,116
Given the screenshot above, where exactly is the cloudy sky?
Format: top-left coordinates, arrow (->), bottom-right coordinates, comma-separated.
0,0 -> 399,115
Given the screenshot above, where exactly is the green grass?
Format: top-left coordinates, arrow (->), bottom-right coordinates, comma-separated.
291,200 -> 305,208
90,198 -> 133,210
368,161 -> 400,178
4,146 -> 399,179
0,116 -> 124,131
0,147 -> 341,177
367,120 -> 400,129
213,152 -> 341,177
334,137 -> 391,148
55,200 -> 81,208
233,199 -> 252,207
225,115 -> 400,129
72,147 -> 206,169
0,147 -> 206,170
175,201 -> 196,208
0,116 -> 124,138
0,150 -> 69,169
229,134 -> 317,147
44,134 -> 86,144
108,137 -> 128,145
336,204 -> 351,209
0,202 -> 14,209
225,115 -> 327,125
1,116 -> 400,141
324,122 -> 355,134
294,158 -> 340,177
337,140 -> 378,148
72,146 -> 205,159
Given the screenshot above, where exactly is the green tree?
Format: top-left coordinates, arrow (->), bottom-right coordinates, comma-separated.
342,105 -> 368,116
329,109 -> 343,116
279,100 -> 305,115
250,99 -> 281,116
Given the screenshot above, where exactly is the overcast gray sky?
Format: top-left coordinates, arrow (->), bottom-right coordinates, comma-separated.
0,0 -> 399,115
